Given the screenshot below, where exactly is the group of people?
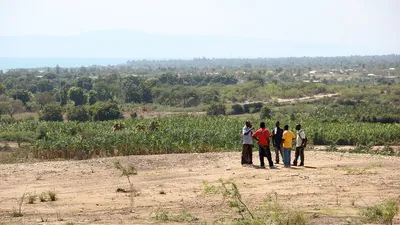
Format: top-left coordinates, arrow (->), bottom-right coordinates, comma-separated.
242,120 -> 307,169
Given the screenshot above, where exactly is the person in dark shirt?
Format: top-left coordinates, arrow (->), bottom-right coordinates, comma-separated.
271,121 -> 283,164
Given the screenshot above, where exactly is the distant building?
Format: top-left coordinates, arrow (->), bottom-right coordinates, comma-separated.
389,68 -> 395,71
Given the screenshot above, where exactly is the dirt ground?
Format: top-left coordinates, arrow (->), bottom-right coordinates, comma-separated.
1,150 -> 400,225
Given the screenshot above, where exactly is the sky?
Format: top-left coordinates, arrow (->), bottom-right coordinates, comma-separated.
0,0 -> 399,58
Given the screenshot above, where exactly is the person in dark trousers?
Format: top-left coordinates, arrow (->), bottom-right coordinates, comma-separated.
253,122 -> 276,169
293,124 -> 307,166
271,121 -> 284,164
241,120 -> 253,165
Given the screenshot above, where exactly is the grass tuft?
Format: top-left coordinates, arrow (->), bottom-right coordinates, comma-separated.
48,191 -> 57,201
360,199 -> 399,225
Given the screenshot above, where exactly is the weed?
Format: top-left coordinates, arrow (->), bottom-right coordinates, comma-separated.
203,179 -> 254,220
27,193 -> 37,204
48,190 -> 57,201
11,192 -> 25,217
56,210 -> 63,221
39,192 -> 47,202
262,194 -> 309,225
114,160 -> 138,213
325,145 -> 338,152
342,167 -> 366,175
154,210 -> 198,222
342,163 -> 380,175
10,211 -> 23,217
360,199 -> 398,225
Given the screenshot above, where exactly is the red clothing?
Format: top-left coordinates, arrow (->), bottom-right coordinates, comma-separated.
253,128 -> 270,146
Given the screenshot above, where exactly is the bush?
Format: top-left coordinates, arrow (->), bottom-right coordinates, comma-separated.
67,106 -> 90,122
360,199 -> 398,225
231,104 -> 244,115
130,112 -> 137,119
90,102 -> 122,121
260,106 -> 272,119
40,104 -> 63,122
243,102 -> 263,113
0,131 -> 36,147
206,103 -> 226,116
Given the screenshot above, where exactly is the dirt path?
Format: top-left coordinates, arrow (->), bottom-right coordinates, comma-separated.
1,151 -> 399,225
276,93 -> 339,104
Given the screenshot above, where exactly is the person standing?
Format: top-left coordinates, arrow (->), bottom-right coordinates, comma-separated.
293,124 -> 307,166
281,125 -> 295,168
271,121 -> 284,164
241,120 -> 253,165
253,122 -> 275,169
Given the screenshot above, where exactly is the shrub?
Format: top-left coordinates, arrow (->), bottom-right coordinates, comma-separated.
90,102 -> 122,121
48,191 -> 57,201
206,103 -> 226,116
360,199 -> 398,225
36,123 -> 49,140
231,104 -> 244,115
154,210 -> 198,222
39,192 -> 47,202
130,112 -> 137,118
260,106 -> 272,119
40,104 -> 63,121
67,106 -> 90,122
0,131 -> 36,147
27,193 -> 37,204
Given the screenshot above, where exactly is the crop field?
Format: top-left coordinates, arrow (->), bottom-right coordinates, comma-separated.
1,116 -> 399,161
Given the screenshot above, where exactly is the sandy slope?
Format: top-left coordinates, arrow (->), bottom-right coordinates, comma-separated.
1,151 -> 399,225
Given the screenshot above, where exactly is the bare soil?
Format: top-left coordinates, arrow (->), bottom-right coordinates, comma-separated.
1,150 -> 400,225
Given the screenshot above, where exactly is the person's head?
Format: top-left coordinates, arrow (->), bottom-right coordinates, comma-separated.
283,125 -> 289,130
275,121 -> 280,127
295,124 -> 301,131
260,122 -> 265,128
246,120 -> 252,128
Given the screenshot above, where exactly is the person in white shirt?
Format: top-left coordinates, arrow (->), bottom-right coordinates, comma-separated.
241,120 -> 253,165
293,124 -> 307,166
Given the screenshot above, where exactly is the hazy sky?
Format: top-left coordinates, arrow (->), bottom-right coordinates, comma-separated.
0,0 -> 399,57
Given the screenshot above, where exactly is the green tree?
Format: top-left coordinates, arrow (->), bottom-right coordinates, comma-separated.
93,81 -> 114,101
68,87 -> 87,106
206,103 -> 226,116
88,90 -> 98,105
10,89 -> 31,105
76,76 -> 93,91
90,102 -> 122,121
67,106 -> 90,122
0,82 -> 6,95
40,104 -> 63,121
34,92 -> 56,107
